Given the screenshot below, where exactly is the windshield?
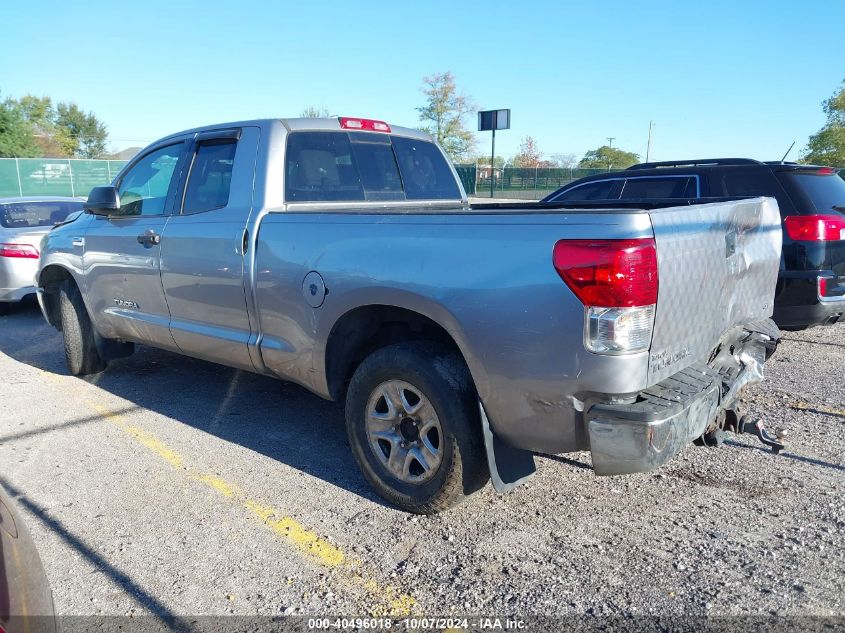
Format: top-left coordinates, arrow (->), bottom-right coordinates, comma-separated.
776,171 -> 845,214
0,200 -> 84,229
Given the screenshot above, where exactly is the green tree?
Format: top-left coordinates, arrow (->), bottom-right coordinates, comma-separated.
0,96 -> 40,157
417,71 -> 476,162
16,95 -> 73,157
300,106 -> 332,118
2,93 -> 109,158
803,79 -> 845,167
579,145 -> 639,169
55,102 -> 108,158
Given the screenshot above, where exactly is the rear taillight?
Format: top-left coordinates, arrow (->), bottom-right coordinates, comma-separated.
783,215 -> 845,241
339,117 -> 391,133
553,238 -> 658,354
553,238 -> 658,307
0,243 -> 39,259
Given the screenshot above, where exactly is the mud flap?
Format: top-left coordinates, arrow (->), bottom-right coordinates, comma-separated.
93,329 -> 135,361
479,401 -> 536,493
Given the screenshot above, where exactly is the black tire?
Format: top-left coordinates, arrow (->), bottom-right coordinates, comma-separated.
0,302 -> 9,316
345,342 -> 489,514
59,280 -> 107,376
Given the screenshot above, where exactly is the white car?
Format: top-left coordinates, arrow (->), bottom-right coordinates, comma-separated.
0,196 -> 85,315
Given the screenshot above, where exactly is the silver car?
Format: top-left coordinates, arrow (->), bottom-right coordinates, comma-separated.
0,197 -> 84,314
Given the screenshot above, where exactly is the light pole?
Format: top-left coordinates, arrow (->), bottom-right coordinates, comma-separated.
645,121 -> 654,163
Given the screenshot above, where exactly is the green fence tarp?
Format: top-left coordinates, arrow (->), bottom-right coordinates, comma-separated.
454,164 -> 477,195
0,159 -> 128,198
458,165 -> 613,199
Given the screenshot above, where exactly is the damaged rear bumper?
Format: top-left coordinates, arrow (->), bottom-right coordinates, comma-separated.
586,320 -> 779,476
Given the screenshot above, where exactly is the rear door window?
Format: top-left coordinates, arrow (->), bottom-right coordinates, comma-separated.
550,179 -> 618,201
775,171 -> 845,214
183,140 -> 237,213
619,176 -> 697,199
0,200 -> 84,228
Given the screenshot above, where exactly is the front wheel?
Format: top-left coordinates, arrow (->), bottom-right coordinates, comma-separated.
59,280 -> 107,376
345,342 -> 489,514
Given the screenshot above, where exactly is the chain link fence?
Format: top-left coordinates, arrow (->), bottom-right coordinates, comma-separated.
0,158 -> 128,198
5,158 -> 841,202
455,165 -> 615,199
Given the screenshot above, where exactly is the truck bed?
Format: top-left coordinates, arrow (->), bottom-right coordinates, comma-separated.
469,196 -> 752,212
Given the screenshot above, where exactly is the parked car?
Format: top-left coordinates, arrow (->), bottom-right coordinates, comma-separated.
0,481 -> 57,633
543,159 -> 845,330
36,118 -> 781,513
0,197 -> 85,315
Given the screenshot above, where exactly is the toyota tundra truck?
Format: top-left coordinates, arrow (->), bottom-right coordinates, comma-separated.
35,117 -> 782,513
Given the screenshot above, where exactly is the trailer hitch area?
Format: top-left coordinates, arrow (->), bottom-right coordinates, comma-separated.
736,415 -> 787,455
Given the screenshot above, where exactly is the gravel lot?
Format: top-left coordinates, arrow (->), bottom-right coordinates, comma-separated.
1,299 -> 843,627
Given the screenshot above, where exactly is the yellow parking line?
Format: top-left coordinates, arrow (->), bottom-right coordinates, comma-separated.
197,473 -> 238,498
790,400 -> 845,417
245,500 -> 346,567
39,370 -> 417,616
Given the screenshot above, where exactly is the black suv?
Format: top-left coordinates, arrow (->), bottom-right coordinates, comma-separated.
543,159 -> 845,329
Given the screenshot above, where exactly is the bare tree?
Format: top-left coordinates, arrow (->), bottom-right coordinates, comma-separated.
417,72 -> 476,162
550,152 -> 578,169
300,106 -> 332,118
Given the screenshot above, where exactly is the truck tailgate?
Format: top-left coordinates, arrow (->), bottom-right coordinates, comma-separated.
647,197 -> 782,383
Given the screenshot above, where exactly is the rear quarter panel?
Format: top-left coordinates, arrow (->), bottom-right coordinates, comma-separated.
254,210 -> 655,453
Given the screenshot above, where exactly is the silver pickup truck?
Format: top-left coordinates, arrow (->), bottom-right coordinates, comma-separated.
36,117 -> 782,513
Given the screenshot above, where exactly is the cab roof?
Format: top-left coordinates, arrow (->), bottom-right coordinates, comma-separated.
154,117 -> 432,146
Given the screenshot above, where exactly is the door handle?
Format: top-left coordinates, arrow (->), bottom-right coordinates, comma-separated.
137,230 -> 161,247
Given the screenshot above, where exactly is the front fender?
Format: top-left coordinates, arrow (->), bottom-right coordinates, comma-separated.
37,215 -> 93,326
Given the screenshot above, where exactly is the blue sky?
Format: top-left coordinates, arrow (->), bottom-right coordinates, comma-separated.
2,0 -> 842,162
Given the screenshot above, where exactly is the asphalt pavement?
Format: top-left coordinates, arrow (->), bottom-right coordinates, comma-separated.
1,299 -> 843,627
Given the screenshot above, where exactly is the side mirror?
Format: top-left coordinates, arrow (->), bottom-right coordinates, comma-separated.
84,186 -> 120,216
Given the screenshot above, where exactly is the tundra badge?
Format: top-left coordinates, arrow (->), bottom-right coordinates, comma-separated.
114,298 -> 140,310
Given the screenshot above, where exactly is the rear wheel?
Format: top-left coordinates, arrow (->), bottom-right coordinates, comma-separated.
0,302 -> 9,316
59,280 -> 107,375
345,342 -> 489,514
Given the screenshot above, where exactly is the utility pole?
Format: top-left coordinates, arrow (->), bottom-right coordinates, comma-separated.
490,127 -> 496,198
645,121 -> 654,163
605,138 -> 615,171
